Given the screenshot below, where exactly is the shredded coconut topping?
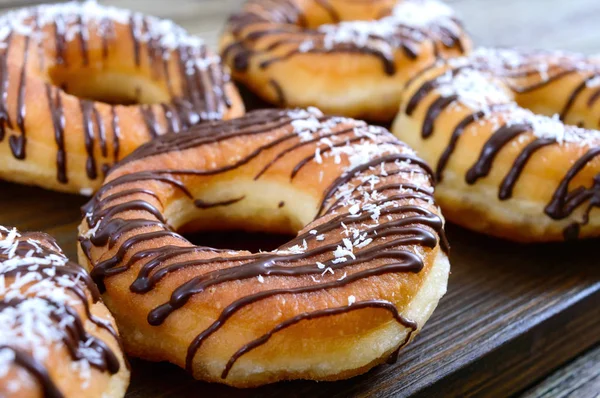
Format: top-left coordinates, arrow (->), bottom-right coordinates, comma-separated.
439,51 -> 600,145
451,47 -> 599,78
265,107 -> 436,287
436,68 -> 511,111
505,109 -> 600,144
0,0 -> 205,59
283,110 -> 435,277
301,0 -> 456,51
389,0 -> 455,27
0,227 -> 104,391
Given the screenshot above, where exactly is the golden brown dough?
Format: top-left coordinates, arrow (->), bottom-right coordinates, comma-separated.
392,48 -> 600,241
78,108 -> 450,387
220,0 -> 470,121
0,1 -> 243,195
0,226 -> 129,398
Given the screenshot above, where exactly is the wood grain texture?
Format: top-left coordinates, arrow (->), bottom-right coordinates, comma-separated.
520,345 -> 600,398
0,0 -> 599,397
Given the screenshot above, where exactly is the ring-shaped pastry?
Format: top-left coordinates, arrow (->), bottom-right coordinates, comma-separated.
78,108 -> 450,387
0,1 -> 243,195
0,226 -> 129,397
393,48 -> 600,241
220,0 -> 470,121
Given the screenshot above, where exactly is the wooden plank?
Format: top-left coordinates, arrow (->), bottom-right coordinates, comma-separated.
0,0 -> 598,397
519,345 -> 600,398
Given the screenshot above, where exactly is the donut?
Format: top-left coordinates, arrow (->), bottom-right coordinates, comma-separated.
392,48 -> 600,241
0,1 -> 244,195
220,0 -> 470,122
0,226 -> 129,397
77,107 -> 450,387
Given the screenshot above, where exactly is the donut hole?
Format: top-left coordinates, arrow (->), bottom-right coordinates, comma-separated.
48,66 -> 171,105
163,179 -> 320,253
184,230 -> 293,252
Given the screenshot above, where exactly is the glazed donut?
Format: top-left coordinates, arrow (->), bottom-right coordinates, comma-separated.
77,108 -> 450,387
392,48 -> 600,241
220,0 -> 470,121
0,226 -> 129,397
0,1 -> 243,195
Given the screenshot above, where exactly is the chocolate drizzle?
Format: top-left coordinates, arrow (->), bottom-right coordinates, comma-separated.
0,346 -> 63,398
46,84 -> 67,183
222,300 -> 416,378
269,79 -> 286,106
467,49 -> 600,126
405,52 -> 600,238
80,100 -> 99,180
222,0 -> 467,79
0,2 -> 235,188
545,148 -> 600,237
0,33 -> 13,142
194,196 -> 246,209
80,109 -> 447,379
559,74 -> 600,121
498,137 -> 555,200
10,35 -> 30,159
465,124 -> 531,184
435,110 -> 482,182
421,95 -> 458,138
129,14 -> 142,67
0,228 -> 123,397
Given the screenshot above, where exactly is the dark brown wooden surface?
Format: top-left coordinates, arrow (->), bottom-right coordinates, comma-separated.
520,344 -> 600,398
0,0 -> 599,397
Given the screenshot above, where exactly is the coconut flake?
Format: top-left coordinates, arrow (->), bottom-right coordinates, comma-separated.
314,0 -> 455,50
0,0 -> 205,59
347,295 -> 356,305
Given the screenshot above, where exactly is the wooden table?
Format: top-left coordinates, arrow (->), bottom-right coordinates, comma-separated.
0,0 -> 599,397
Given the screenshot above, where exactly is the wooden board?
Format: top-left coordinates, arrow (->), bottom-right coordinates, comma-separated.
521,345 -> 600,398
0,0 -> 599,397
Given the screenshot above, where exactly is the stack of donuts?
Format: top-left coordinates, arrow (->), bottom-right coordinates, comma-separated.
0,0 -> 595,396
220,0 -> 600,242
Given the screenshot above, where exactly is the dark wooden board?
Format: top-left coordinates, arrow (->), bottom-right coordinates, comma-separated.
0,180 -> 599,397
521,344 -> 600,398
